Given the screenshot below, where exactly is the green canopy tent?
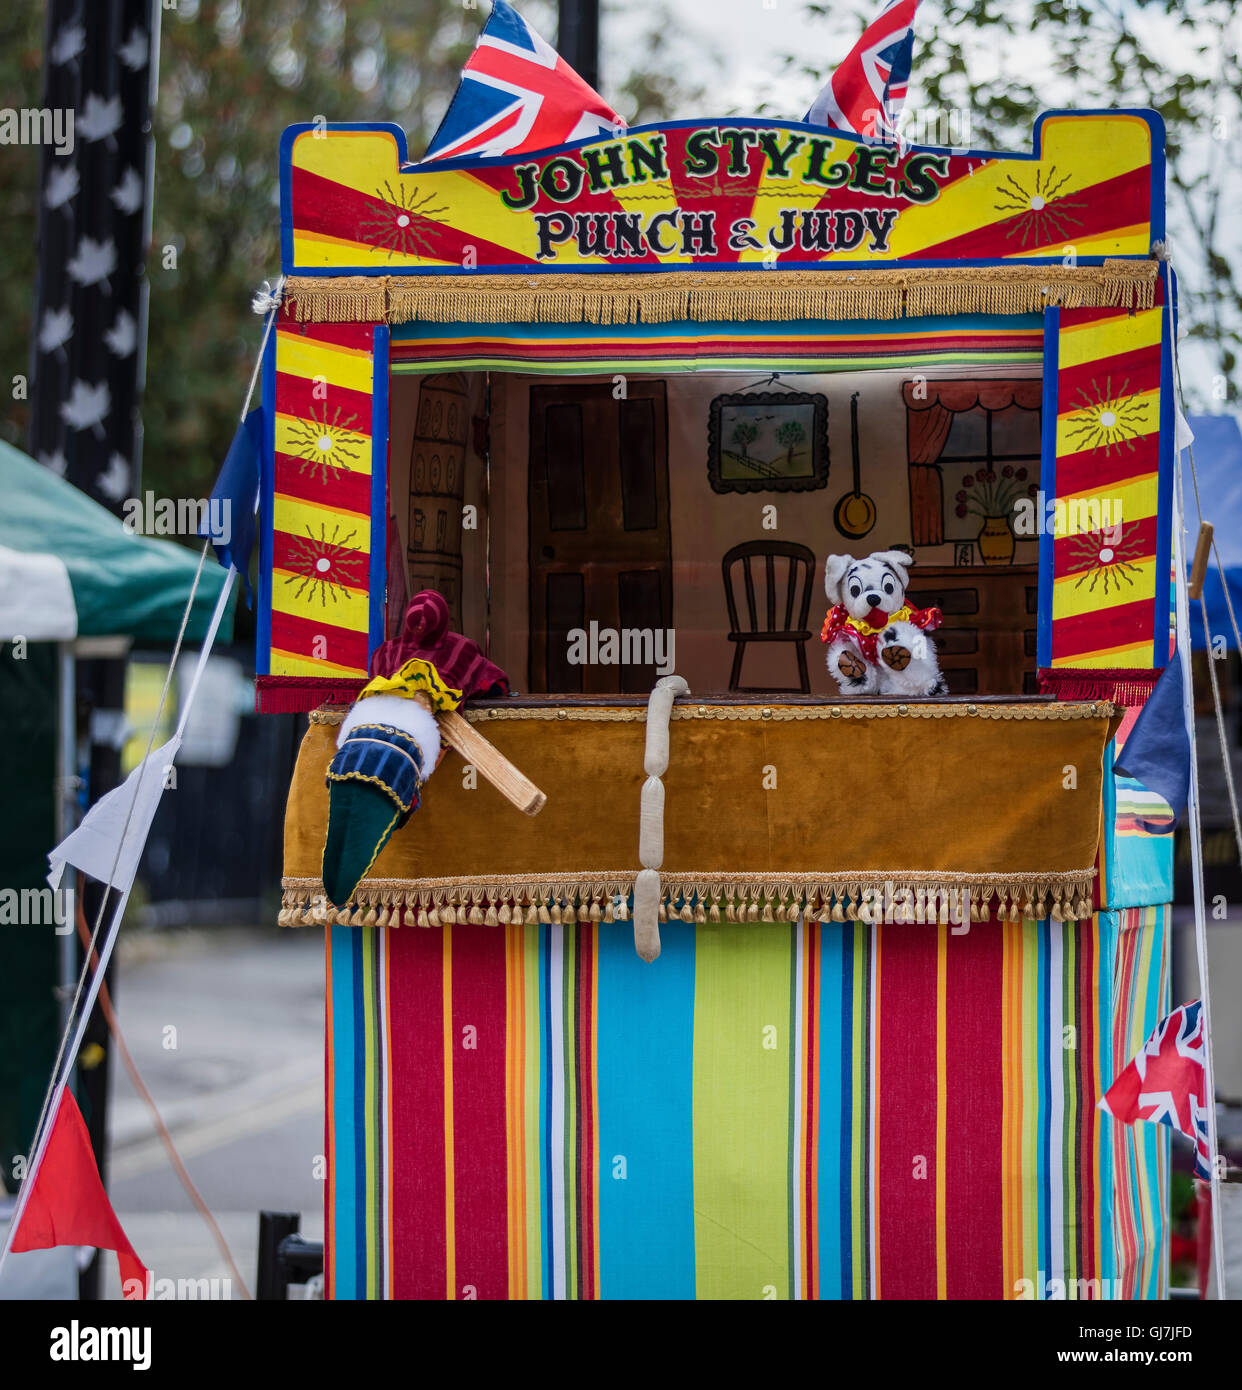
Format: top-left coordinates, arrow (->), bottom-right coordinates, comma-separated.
0,440 -> 232,643
0,439 -> 235,1183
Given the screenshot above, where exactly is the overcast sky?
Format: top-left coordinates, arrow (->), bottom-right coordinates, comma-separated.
595,0 -> 1216,125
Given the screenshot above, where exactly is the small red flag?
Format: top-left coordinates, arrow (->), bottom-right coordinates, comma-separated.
11,1090 -> 148,1298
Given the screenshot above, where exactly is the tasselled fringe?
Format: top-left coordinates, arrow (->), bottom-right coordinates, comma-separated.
257,674 -> 367,715
282,263 -> 1158,327
1037,667 -> 1162,707
278,872 -> 1097,929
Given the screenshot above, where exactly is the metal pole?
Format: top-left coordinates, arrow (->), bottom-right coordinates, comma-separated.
56,644 -> 77,1036
256,1212 -> 301,1301
557,0 -> 600,93
1174,462 -> 1228,1299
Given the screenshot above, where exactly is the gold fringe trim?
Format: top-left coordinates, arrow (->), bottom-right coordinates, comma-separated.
278,869 -> 1096,929
309,700 -> 1114,727
283,262 -> 1158,327
285,274 -> 389,324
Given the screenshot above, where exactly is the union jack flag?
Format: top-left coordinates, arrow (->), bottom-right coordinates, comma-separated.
422,1 -> 624,163
806,0 -> 921,142
1099,1000 -> 1213,1180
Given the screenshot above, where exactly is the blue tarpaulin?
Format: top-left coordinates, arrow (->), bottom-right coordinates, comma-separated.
1187,414 -> 1242,650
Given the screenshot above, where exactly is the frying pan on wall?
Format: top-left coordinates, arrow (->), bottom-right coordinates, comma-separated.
834,391 -> 876,539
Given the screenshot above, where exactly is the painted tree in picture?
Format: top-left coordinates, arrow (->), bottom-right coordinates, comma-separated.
776,418 -> 806,468
731,418 -> 758,462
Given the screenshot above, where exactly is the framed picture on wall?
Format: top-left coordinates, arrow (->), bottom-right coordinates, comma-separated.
707,391 -> 829,494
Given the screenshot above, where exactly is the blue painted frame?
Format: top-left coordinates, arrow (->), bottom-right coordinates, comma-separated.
257,323 -> 276,678
1153,262 -> 1176,669
1036,307 -> 1061,671
368,325 -> 390,659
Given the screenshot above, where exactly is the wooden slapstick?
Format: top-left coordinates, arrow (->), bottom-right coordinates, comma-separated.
437,710 -> 547,816
1189,521 -> 1214,601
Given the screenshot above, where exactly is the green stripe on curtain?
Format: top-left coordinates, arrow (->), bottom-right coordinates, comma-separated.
693,922 -> 795,1299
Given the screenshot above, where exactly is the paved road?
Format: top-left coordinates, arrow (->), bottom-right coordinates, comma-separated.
97,925 -> 325,1299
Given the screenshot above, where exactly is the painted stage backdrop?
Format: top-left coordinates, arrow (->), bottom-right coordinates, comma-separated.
484,366 -> 1046,696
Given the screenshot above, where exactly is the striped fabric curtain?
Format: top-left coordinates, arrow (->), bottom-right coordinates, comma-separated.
324,907 -> 1169,1300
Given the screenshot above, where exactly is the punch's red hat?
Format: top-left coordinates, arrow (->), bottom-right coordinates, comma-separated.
369,589 -> 509,701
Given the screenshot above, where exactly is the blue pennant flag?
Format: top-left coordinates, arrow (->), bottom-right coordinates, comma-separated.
201,408 -> 262,605
1112,649 -> 1191,825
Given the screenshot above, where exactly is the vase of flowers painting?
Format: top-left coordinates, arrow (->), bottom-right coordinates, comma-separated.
954,466 -> 1037,566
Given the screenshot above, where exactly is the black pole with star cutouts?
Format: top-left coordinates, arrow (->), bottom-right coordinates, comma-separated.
27,0 -> 159,1303
29,0 -> 157,516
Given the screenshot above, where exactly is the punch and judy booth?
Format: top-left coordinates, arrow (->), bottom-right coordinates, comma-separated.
265,104 -> 1179,1298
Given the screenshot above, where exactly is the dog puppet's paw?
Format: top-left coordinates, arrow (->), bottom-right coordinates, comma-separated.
881,623 -> 928,663
838,649 -> 867,680
827,641 -> 878,693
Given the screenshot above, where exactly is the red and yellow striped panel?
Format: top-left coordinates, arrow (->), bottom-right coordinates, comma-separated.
270,320 -> 377,679
285,113 -> 1156,273
1049,301 -> 1166,669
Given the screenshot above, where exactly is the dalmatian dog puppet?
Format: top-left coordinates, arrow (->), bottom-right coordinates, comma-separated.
821,550 -> 948,697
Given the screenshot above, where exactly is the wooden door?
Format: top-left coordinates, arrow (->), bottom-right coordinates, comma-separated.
528,382 -> 671,693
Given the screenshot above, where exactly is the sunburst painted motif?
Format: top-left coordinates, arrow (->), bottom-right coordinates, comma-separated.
285,404 -> 366,482
284,523 -> 365,606
358,181 -> 449,259
1067,522 -> 1144,595
1064,377 -> 1150,456
994,166 -> 1085,248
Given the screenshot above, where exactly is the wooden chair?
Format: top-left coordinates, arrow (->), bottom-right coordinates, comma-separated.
721,541 -> 817,693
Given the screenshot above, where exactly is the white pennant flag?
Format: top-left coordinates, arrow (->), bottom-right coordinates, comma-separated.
44,564 -> 235,897
47,736 -> 182,894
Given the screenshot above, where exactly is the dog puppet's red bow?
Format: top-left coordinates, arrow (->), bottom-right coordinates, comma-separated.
820,603 -> 942,664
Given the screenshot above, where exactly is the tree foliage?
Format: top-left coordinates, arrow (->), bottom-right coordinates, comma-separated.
0,5 -> 50,446
146,0 -> 477,505
1,0 -> 705,500
766,0 -> 1242,405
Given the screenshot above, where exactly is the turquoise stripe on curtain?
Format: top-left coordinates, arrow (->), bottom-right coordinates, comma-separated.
595,921 -> 697,1299
816,922 -> 848,1298
328,924 -> 359,1300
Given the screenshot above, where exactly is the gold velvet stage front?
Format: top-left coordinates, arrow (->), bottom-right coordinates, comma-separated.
282,698 -> 1120,928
